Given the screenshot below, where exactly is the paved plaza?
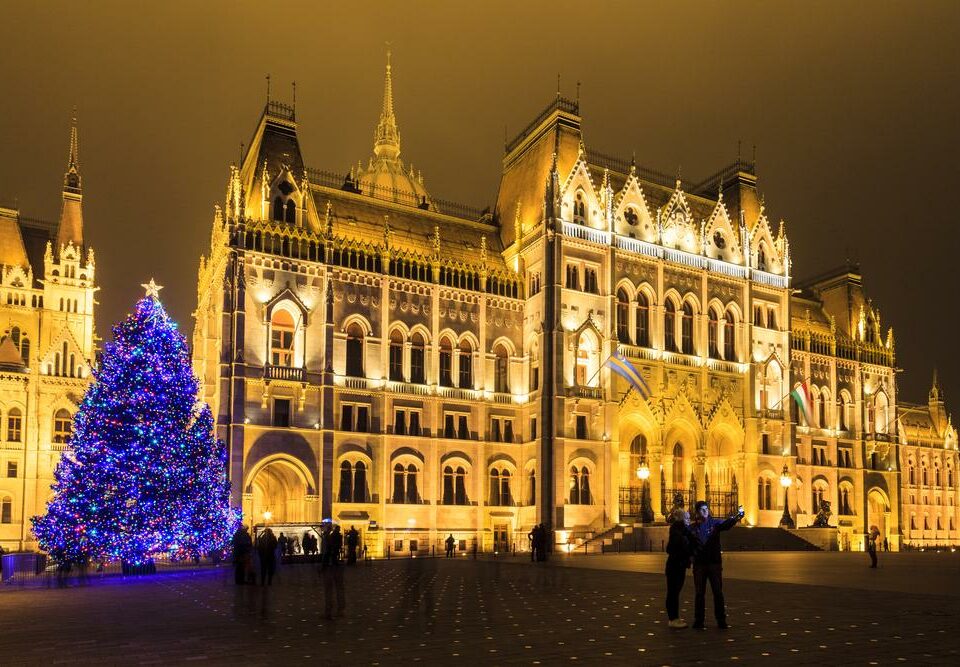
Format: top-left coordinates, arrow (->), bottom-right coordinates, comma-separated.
2,552 -> 959,665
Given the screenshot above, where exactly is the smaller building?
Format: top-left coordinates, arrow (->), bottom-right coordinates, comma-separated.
898,374 -> 958,549
0,119 -> 97,551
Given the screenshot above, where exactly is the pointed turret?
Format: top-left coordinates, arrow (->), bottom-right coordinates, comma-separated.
374,50 -> 401,162
57,113 -> 84,249
929,369 -> 947,434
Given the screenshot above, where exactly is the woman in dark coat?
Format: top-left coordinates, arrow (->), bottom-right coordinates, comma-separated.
665,509 -> 697,628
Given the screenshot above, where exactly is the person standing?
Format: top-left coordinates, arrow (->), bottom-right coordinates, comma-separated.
257,527 -> 278,586
231,525 -> 253,586
690,502 -> 743,629
445,534 -> 456,557
665,509 -> 698,629
527,526 -> 536,561
867,526 -> 880,568
321,524 -> 346,619
346,526 -> 360,564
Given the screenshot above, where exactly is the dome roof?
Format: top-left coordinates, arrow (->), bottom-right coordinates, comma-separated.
353,53 -> 433,210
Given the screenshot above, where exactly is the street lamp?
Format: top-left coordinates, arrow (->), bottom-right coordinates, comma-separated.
779,464 -> 794,528
636,456 -> 654,523
262,510 -> 272,523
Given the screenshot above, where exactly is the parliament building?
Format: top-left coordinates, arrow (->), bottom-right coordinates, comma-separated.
187,58 -> 958,556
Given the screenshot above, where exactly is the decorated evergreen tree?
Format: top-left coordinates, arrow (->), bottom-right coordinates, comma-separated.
33,281 -> 239,565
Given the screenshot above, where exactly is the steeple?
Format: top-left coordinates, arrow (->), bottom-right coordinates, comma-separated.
373,50 -> 401,162
930,368 -> 947,434
57,112 -> 84,249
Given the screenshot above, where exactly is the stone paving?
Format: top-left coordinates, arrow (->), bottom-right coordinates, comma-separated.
1,553 -> 958,665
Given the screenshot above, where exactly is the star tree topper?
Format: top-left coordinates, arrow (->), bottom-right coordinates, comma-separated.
141,278 -> 164,299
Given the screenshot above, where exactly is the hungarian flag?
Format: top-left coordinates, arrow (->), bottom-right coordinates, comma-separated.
791,381 -> 814,426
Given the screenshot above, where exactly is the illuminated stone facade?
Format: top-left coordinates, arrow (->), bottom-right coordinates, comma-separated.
193,60 -> 956,554
0,120 -> 97,551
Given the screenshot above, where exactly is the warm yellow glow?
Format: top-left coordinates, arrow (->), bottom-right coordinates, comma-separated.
263,510 -> 272,521
636,462 -> 650,480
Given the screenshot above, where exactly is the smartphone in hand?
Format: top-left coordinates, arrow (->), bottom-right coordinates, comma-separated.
737,505 -> 745,517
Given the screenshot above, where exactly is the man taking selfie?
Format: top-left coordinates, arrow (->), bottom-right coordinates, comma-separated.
690,501 -> 744,629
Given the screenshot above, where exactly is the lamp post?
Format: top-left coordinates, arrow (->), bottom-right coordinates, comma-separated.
779,464 -> 794,528
636,457 -> 654,523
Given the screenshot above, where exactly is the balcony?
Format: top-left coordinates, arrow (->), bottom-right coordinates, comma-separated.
264,365 -> 305,382
437,386 -> 478,401
567,385 -> 604,400
386,380 -> 431,396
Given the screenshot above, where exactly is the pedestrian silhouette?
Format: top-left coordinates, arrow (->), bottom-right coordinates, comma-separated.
321,524 -> 346,619
257,527 -> 278,585
445,534 -> 456,557
665,508 -> 698,628
690,501 -> 743,629
231,525 -> 253,586
346,526 -> 360,564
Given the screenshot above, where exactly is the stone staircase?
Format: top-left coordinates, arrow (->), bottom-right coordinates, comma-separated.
573,524 -> 821,554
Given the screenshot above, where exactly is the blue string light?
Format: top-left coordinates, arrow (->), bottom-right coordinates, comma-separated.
32,294 -> 240,566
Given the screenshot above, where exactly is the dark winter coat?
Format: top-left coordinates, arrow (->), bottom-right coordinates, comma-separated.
691,514 -> 741,565
665,522 -> 698,571
257,532 -> 278,562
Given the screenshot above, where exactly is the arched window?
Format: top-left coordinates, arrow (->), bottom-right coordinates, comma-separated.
494,345 -> 509,393
455,466 -> 467,505
616,289 -> 630,343
285,200 -> 296,224
406,464 -> 420,503
635,292 -> 650,347
439,337 -> 453,387
345,323 -> 364,377
580,466 -> 591,504
270,309 -> 296,367
489,469 -> 501,506
672,443 -> 684,488
874,393 -> 889,434
353,461 -> 367,502
389,329 -> 404,382
53,409 -> 72,444
948,466 -> 954,488
574,330 -> 599,388
629,435 -> 647,481
573,191 -> 586,225
6,408 -> 22,442
393,463 -> 406,503
681,302 -> 694,354
338,461 -> 353,502
569,466 -> 581,504
758,477 -> 773,510
935,464 -> 942,487
664,301 -> 677,351
272,196 -> 284,221
442,465 -> 455,505
9,326 -> 29,364
707,309 -> 720,359
921,462 -> 928,486
766,308 -> 777,331
838,393 -> 849,431
908,462 -> 915,485
723,308 -> 736,360
410,332 -> 426,384
528,468 -> 536,505
500,469 -> 512,506
458,340 -> 473,389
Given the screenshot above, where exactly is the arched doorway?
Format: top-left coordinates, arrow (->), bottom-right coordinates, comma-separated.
249,460 -> 309,524
867,488 -> 890,548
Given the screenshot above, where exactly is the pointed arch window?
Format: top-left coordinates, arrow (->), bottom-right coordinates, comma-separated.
616,289 -> 630,343
439,337 -> 453,387
338,461 -> 353,502
672,443 -> 684,488
6,408 -> 22,442
529,342 -> 540,392
573,191 -> 587,225
664,301 -> 677,352
528,468 -> 537,505
494,345 -> 509,393
270,309 -> 296,367
345,323 -> 365,377
758,477 -> 773,510
389,329 -> 404,382
272,196 -> 284,221
443,466 -> 468,505
489,468 -> 513,506
458,340 -> 473,389
410,332 -> 426,384
708,309 -> 720,359
635,292 -> 650,347
285,200 -> 296,223
723,309 -> 736,360
53,409 -> 72,444
681,302 -> 694,354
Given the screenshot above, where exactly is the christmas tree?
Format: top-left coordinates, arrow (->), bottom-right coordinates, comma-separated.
33,280 -> 239,565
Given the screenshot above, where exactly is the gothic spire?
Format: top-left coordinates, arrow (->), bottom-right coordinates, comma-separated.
373,50 -> 401,162
57,111 -> 84,249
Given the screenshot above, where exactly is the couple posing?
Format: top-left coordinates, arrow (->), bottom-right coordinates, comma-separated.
665,501 -> 744,629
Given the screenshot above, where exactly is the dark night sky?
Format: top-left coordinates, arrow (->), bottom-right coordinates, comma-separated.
2,1 -> 958,408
